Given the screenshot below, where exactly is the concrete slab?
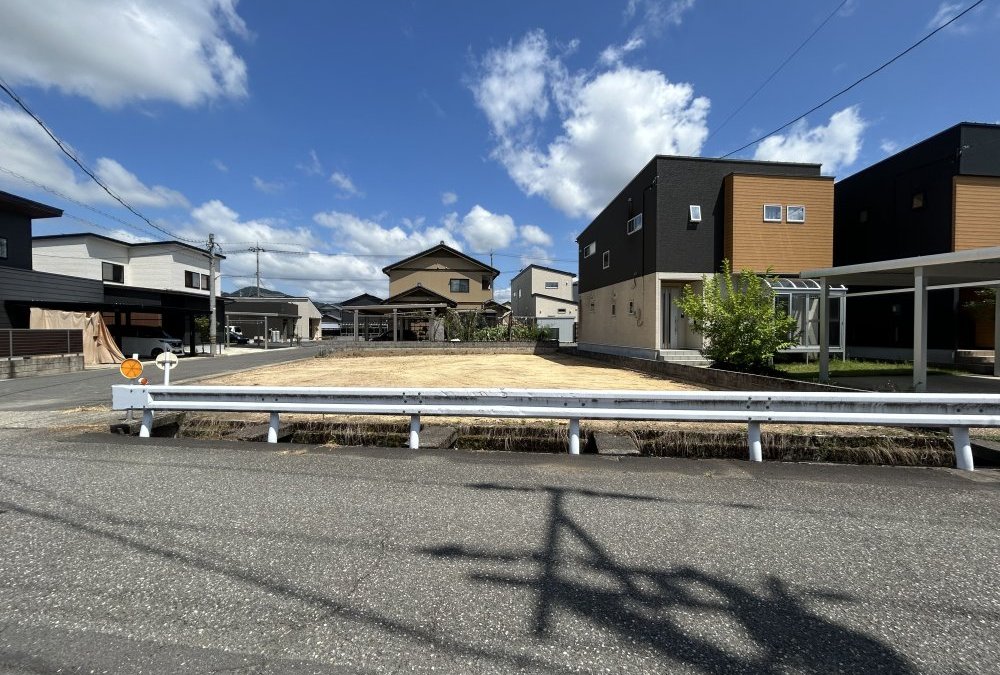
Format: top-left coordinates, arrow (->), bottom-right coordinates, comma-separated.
587,430 -> 640,456
419,425 -> 458,449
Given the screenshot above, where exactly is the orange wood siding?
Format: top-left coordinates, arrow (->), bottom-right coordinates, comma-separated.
953,176 -> 1000,251
724,174 -> 833,274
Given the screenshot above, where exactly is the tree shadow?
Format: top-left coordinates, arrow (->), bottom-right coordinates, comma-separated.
421,483 -> 917,673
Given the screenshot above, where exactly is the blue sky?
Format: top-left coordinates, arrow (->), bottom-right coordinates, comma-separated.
1,0 -> 997,301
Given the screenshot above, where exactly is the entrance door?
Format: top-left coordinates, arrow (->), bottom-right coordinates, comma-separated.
661,286 -> 680,349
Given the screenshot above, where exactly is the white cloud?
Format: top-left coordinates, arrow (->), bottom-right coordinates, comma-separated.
296,149 -> 323,176
520,246 -> 554,269
880,139 -> 899,155
928,2 -> 963,28
451,205 -> 517,252
330,171 -> 362,198
624,0 -> 696,40
252,176 -> 284,194
599,37 -> 644,66
314,210 -> 460,256
520,224 -> 553,247
211,158 -> 229,173
472,30 -> 709,218
753,106 -> 867,175
493,286 -> 512,303
183,200 -> 317,250
0,0 -> 249,108
441,191 -> 458,205
0,104 -> 188,208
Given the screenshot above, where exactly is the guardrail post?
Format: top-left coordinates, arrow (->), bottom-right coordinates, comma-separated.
951,426 -> 974,471
568,418 -> 580,455
268,412 -> 279,443
139,409 -> 153,438
409,414 -> 420,449
748,421 -> 762,462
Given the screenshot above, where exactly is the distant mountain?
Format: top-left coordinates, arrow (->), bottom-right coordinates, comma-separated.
224,286 -> 292,298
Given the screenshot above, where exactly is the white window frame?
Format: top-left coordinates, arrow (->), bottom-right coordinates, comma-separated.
688,205 -> 702,223
583,242 -> 596,258
544,281 -> 559,290
786,205 -> 806,223
626,213 -> 643,235
602,251 -> 610,269
763,204 -> 783,223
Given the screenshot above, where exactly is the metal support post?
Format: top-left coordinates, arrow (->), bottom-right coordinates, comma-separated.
994,285 -> 1000,377
819,277 -> 830,383
163,361 -> 171,386
140,409 -> 153,438
393,309 -> 398,343
409,414 -> 420,449
208,233 -> 217,357
913,266 -> 928,392
268,412 -> 279,443
354,310 -> 359,342
748,421 -> 762,462
951,426 -> 974,471
568,418 -> 580,455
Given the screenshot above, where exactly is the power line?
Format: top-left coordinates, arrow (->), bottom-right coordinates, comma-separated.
721,0 -> 985,159
707,0 -> 848,144
0,76 -> 197,243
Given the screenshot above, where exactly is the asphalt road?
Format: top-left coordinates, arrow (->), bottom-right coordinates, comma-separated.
0,343 -> 326,411
1,431 -> 998,673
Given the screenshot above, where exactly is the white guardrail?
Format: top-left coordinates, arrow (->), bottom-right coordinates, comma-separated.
110,385 -> 1000,471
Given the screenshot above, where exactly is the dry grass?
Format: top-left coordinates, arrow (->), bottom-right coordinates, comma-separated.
201,353 -> 704,390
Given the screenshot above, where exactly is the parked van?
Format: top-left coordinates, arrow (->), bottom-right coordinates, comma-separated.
119,327 -> 184,359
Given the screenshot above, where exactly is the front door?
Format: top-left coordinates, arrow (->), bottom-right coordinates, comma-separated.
661,286 -> 680,349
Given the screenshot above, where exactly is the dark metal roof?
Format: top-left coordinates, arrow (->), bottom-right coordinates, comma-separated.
33,232 -> 225,259
0,190 -> 63,219
381,243 -> 499,277
382,285 -> 458,307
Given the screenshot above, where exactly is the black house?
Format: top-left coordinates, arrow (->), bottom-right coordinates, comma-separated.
834,122 -> 1000,356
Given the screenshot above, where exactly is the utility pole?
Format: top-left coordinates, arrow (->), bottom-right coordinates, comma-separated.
208,233 -> 218,356
250,243 -> 264,297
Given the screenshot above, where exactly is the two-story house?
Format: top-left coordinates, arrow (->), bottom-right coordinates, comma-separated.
0,191 -> 105,330
832,122 -> 1000,360
576,155 -> 837,360
32,233 -> 224,353
510,264 -> 577,342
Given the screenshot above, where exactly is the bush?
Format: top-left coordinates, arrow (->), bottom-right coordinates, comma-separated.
677,260 -> 797,369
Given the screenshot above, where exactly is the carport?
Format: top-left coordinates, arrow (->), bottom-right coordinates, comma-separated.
348,303 -> 451,342
801,246 -> 1000,391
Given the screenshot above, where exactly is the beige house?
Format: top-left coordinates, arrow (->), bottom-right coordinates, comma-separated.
383,243 -> 499,310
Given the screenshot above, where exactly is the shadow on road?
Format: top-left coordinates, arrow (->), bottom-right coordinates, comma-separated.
420,482 -> 916,673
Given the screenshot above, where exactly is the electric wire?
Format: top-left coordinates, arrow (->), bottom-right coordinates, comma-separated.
0,76 -> 199,243
706,0 -> 848,144
720,0 -> 985,159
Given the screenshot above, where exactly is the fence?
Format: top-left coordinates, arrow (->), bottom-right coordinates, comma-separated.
0,329 -> 83,358
110,386 -> 999,470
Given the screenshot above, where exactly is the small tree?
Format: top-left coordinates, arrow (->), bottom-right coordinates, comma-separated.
194,316 -> 211,342
677,260 -> 797,369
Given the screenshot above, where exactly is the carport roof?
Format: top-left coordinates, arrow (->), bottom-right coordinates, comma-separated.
801,246 -> 1000,287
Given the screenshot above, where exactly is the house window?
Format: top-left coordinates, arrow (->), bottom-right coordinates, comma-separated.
689,205 -> 702,223
201,274 -> 210,290
628,301 -> 634,315
0,237 -> 7,260
583,242 -> 596,258
544,281 -> 559,290
787,205 -> 806,223
557,308 -> 567,314
912,192 -> 924,209
482,276 -> 491,291
102,262 -> 124,283
449,278 -> 470,293
602,251 -> 610,269
185,270 -> 200,288
763,204 -> 782,222
611,303 -> 616,316
626,213 -> 643,235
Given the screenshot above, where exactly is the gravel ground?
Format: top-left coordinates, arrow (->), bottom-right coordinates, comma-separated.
1,430 -> 998,673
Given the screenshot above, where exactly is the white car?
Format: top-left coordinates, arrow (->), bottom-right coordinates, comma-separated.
120,328 -> 184,359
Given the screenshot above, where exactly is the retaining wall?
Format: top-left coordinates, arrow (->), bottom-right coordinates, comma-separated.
561,347 -> 862,392
319,341 -> 559,357
0,354 -> 85,380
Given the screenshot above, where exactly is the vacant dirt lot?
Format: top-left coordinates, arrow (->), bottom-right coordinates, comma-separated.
202,352 -> 705,390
